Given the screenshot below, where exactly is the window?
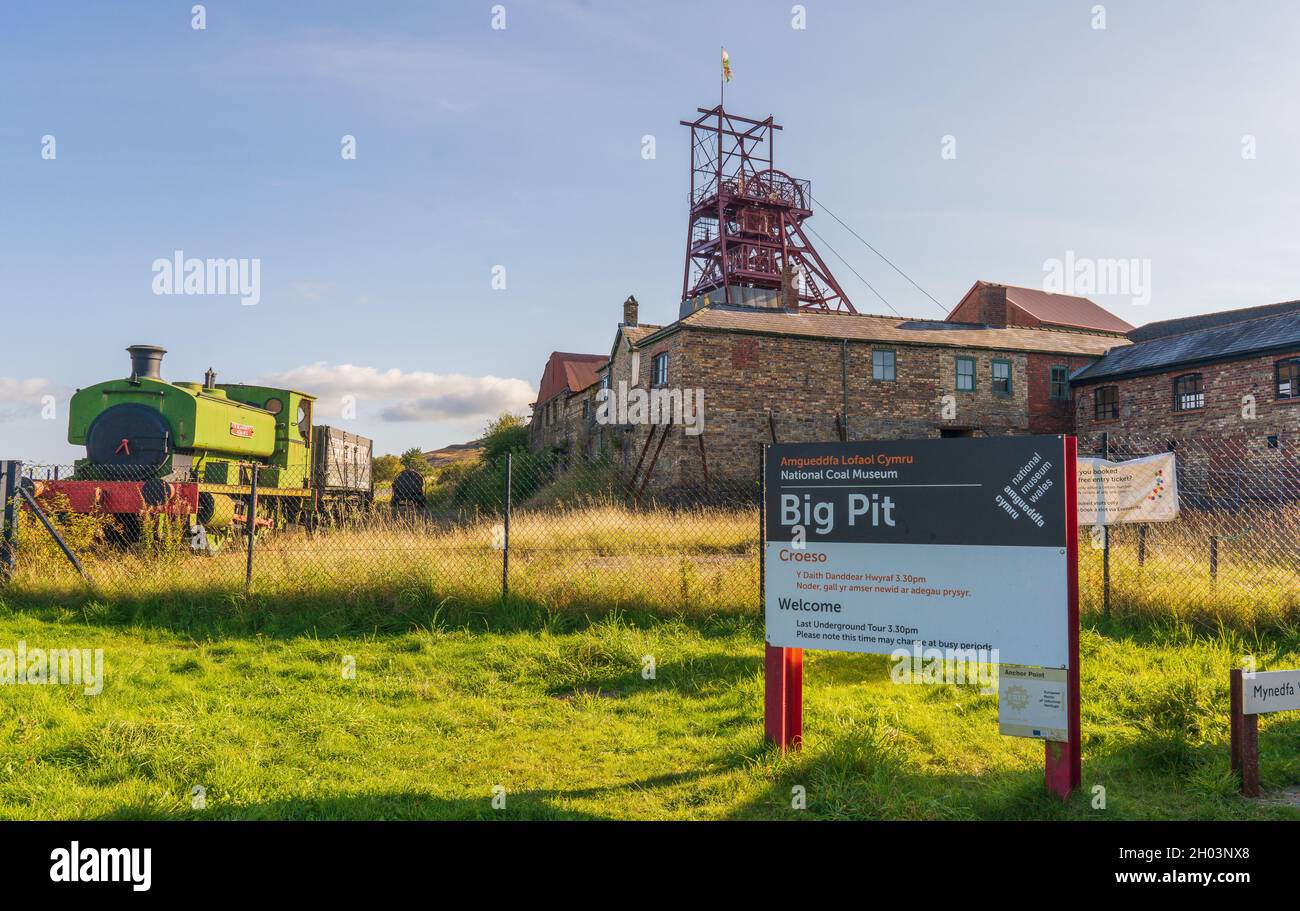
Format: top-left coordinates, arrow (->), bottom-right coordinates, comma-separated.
582,399 -> 590,420
956,357 -> 975,392
991,360 -> 1011,395
652,352 -> 669,387
1277,358 -> 1300,400
1173,373 -> 1204,411
1050,365 -> 1069,400
1094,385 -> 1119,421
872,349 -> 896,382
264,397 -> 283,415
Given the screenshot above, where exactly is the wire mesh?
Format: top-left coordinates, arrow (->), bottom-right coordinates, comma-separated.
6,431 -> 1297,631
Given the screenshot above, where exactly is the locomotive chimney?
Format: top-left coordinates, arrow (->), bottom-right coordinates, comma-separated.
204,367 -> 216,389
127,344 -> 167,382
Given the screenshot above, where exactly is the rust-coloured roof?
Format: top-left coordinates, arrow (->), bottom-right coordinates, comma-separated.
950,281 -> 1135,334
535,352 -> 607,405
641,306 -> 1127,357
1005,285 -> 1135,333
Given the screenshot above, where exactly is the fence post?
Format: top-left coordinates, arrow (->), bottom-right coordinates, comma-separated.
1209,535 -> 1218,585
502,451 -> 512,602
1137,525 -> 1146,567
1101,432 -> 1110,619
758,443 -> 765,610
0,461 -> 22,582
245,464 -> 259,595
1229,668 -> 1260,797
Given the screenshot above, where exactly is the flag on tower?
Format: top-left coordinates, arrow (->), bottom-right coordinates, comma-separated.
721,48 -> 733,83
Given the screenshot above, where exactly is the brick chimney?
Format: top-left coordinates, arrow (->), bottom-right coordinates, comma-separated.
623,295 -> 638,327
978,283 -> 1008,328
781,263 -> 799,311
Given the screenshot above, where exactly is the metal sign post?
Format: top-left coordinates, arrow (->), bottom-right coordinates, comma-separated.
763,442 -> 804,752
1045,436 -> 1082,799
0,461 -> 20,581
1231,667 -> 1300,797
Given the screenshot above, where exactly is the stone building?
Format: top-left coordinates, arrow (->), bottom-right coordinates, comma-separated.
528,351 -> 605,457
531,283 -> 1133,491
1070,302 -> 1300,492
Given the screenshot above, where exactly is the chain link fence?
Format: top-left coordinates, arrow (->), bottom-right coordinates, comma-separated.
0,450 -> 761,620
4,431 -> 1298,632
1076,429 -> 1300,630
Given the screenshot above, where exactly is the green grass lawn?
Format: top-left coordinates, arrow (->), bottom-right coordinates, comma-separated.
1,592 -> 1297,820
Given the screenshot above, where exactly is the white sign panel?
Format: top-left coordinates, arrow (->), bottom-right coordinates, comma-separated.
999,665 -> 1068,741
1243,669 -> 1300,715
1077,452 -> 1178,526
765,438 -> 1072,669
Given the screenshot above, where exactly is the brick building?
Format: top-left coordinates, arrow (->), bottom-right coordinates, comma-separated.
1071,302 -> 1300,483
530,283 -> 1133,491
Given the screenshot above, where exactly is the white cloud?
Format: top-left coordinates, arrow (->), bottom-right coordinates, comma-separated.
0,377 -> 63,422
259,363 -> 535,423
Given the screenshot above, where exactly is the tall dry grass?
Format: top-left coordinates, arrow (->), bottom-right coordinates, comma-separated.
8,500 -> 1298,634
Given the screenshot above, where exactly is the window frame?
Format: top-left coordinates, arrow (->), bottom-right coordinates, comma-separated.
1172,372 -> 1205,412
651,351 -> 669,387
1276,357 -> 1300,400
1094,385 -> 1119,421
872,348 -> 897,382
991,359 -> 1012,396
1049,365 -> 1069,400
955,356 -> 975,392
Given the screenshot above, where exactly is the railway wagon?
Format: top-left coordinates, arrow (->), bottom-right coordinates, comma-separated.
30,345 -> 373,537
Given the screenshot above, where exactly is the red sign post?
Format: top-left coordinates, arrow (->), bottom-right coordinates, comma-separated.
1044,435 -> 1082,799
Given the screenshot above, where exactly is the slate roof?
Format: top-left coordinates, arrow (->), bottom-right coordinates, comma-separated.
1073,308 -> 1300,384
1128,299 -> 1300,342
638,306 -> 1126,357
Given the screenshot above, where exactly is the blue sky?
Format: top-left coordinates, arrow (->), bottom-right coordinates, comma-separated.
4,1 -> 1300,462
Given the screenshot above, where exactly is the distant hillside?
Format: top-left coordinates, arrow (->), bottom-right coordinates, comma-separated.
423,439 -> 484,468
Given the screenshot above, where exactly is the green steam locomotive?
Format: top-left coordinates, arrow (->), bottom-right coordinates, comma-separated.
32,345 -> 372,535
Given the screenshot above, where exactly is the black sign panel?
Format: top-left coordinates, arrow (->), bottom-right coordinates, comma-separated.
765,437 -> 1068,548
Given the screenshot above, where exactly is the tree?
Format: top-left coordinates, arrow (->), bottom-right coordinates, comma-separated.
481,412 -> 529,466
399,447 -> 432,476
371,454 -> 403,484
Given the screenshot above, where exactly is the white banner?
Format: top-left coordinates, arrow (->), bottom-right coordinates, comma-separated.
1077,452 -> 1178,526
